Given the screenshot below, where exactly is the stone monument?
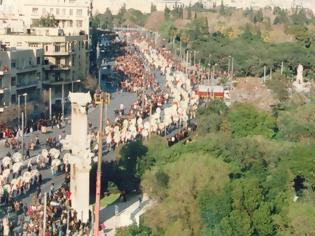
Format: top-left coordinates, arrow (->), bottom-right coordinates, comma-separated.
296,64 -> 303,84
68,92 -> 92,223
293,64 -> 310,93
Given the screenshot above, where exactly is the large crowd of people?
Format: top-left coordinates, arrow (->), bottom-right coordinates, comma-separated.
0,32 -> 205,235
90,33 -> 200,152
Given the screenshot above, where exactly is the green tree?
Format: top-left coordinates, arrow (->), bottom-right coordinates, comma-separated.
187,3 -> 192,19
116,224 -> 153,236
216,210 -> 253,236
164,5 -> 171,19
116,3 -> 127,26
252,203 -> 275,235
150,3 -> 157,13
38,14 -> 58,27
277,104 -> 315,141
227,104 -> 276,138
119,140 -> 148,176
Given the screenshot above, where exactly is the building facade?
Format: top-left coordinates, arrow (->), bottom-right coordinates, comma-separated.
0,30 -> 88,109
22,0 -> 91,36
0,46 -> 44,114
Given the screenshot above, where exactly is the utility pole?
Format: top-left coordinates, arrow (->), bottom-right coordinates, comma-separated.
179,40 -> 182,59
231,57 -> 234,79
42,192 -> 47,235
49,88 -> 52,121
62,83 -> 65,120
21,112 -> 24,157
17,95 -> 20,126
93,92 -> 110,236
24,94 -> 27,128
227,57 -> 231,76
263,66 -> 267,83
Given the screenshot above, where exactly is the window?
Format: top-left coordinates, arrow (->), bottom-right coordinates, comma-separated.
54,71 -> 61,82
55,44 -> 60,52
56,8 -> 60,15
69,9 -> 73,16
62,8 -> 66,16
56,57 -> 60,65
76,20 -> 82,28
45,45 -> 48,52
36,57 -> 41,65
76,9 -> 82,16
11,61 -> 16,69
29,43 -> 38,48
32,7 -> 39,15
69,21 -> 73,27
11,95 -> 16,103
11,77 -> 16,86
42,8 -> 46,15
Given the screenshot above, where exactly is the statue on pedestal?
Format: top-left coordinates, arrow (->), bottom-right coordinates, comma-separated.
296,64 -> 303,84
293,64 -> 311,93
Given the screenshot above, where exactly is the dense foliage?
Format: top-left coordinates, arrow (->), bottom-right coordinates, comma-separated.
117,95 -> 315,235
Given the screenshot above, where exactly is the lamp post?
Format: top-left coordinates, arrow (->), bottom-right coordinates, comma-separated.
24,93 -> 27,128
71,79 -> 81,92
17,95 -> 20,125
62,83 -> 64,120
49,88 -> 52,121
18,93 -> 27,128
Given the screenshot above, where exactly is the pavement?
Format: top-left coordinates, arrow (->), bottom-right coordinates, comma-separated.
99,194 -> 153,236
0,42 -> 163,220
0,90 -> 138,218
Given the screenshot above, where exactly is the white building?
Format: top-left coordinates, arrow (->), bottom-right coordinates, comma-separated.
22,0 -> 92,36
0,0 -> 92,36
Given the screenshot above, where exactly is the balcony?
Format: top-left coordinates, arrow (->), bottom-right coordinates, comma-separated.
16,65 -> 39,74
44,64 -> 71,71
45,50 -> 72,56
16,80 -> 39,90
43,78 -> 72,85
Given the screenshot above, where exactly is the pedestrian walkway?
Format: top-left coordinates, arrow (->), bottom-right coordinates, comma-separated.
99,194 -> 153,236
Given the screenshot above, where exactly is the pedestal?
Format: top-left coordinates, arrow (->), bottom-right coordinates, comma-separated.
68,92 -> 92,223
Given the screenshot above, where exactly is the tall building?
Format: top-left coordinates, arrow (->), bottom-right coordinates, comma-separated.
0,0 -> 92,118
1,29 -> 89,107
22,0 -> 92,36
0,44 -> 44,115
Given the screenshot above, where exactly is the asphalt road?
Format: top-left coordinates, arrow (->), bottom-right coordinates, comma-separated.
0,41 -> 165,217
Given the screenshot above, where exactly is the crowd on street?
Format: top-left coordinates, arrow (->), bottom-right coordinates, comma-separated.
0,31 -> 206,235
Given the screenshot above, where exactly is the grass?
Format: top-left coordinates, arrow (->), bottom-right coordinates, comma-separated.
100,193 -> 120,208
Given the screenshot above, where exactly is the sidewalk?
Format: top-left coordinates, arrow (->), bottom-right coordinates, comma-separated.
100,194 -> 153,236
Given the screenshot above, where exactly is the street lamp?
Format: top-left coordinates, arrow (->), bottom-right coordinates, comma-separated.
98,66 -> 106,90
18,93 -> 27,128
71,79 -> 81,92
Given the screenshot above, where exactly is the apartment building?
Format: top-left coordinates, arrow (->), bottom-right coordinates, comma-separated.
0,28 -> 88,105
0,46 -> 44,114
22,0 -> 92,36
